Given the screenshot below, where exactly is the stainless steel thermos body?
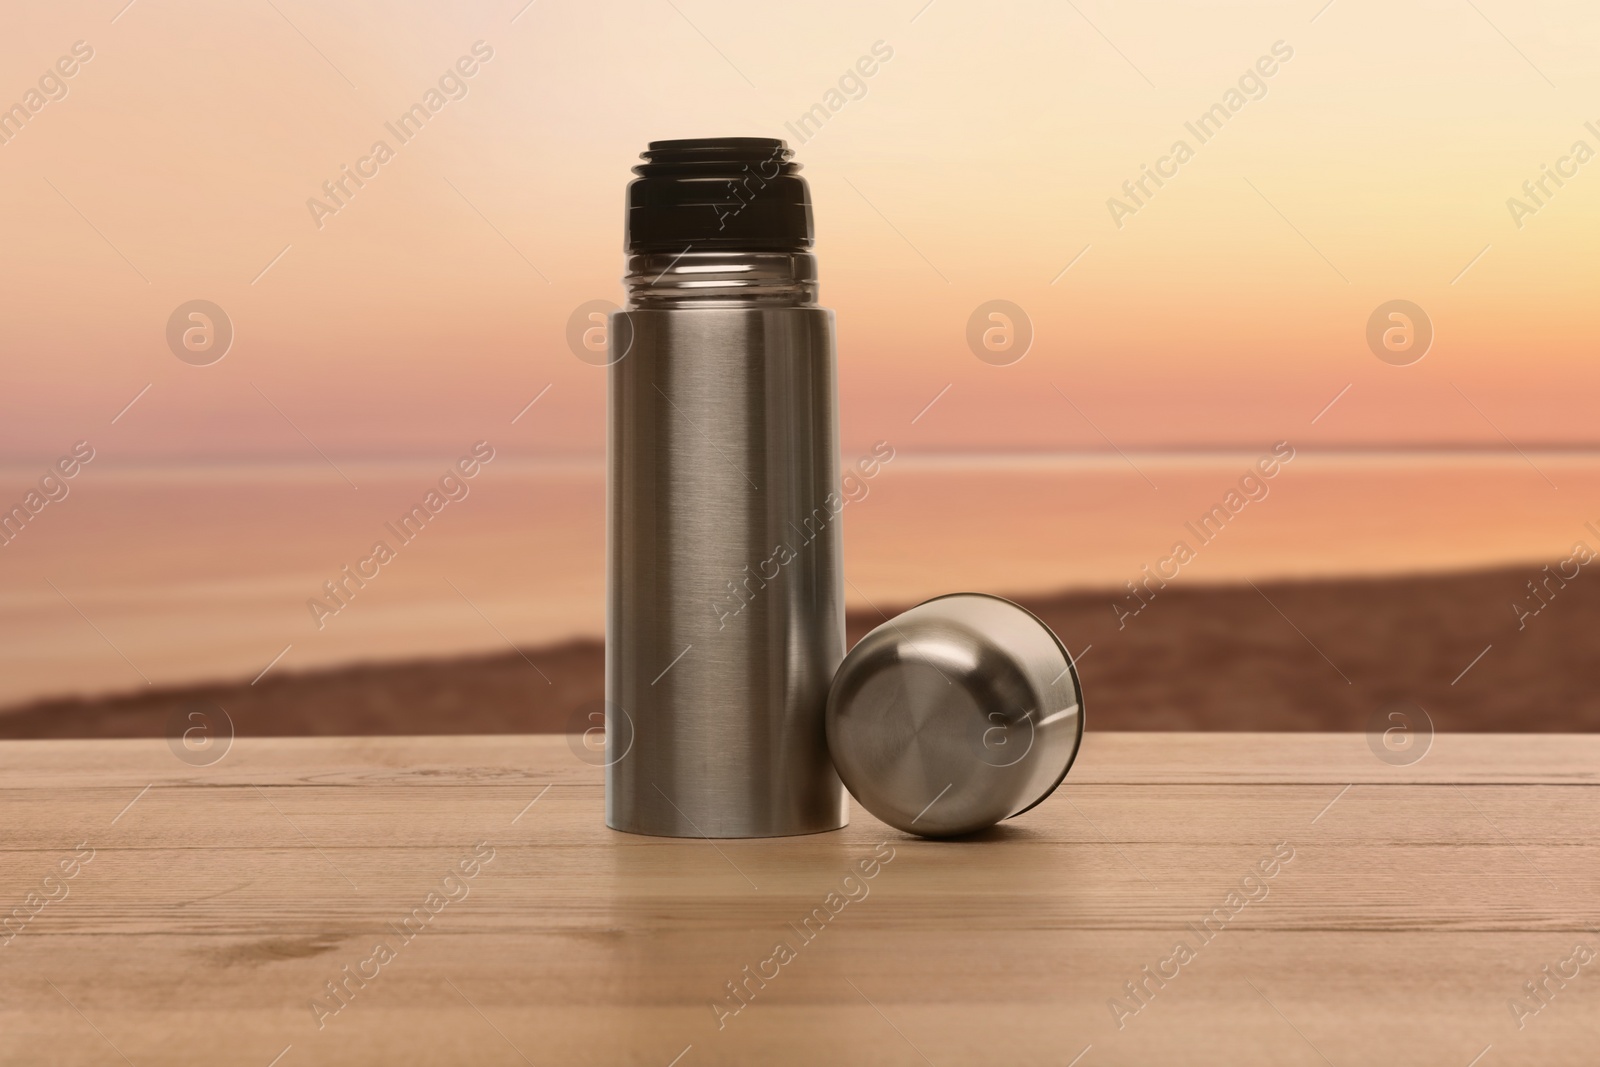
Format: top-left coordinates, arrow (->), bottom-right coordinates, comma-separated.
606,139 -> 848,837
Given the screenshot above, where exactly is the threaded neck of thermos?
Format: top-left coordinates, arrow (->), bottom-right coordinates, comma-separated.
623,138 -> 818,307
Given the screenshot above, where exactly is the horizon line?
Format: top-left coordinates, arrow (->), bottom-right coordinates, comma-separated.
6,443 -> 1600,475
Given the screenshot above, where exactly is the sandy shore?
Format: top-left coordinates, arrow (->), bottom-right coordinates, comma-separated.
2,565 -> 1593,738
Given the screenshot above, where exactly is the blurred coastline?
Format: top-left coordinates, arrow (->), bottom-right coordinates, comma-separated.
4,565 -> 1597,737
3,452 -> 1597,735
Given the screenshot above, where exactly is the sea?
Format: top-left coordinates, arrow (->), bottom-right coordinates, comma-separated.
1,451 -> 1594,707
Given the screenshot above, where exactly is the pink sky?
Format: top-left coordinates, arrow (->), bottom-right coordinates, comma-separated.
2,0 -> 1598,467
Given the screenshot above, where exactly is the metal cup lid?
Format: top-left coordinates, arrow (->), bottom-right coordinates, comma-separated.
825,592 -> 1084,838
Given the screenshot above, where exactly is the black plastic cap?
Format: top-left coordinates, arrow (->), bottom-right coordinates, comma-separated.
625,137 -> 812,254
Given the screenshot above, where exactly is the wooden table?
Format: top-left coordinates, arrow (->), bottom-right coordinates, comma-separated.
2,733 -> 1596,1066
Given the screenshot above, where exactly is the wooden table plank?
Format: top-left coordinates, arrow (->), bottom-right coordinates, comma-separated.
3,731 -> 1597,786
2,733 -> 1597,1066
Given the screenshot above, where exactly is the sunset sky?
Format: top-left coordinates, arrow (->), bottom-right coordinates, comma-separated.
3,1 -> 1600,705
2,0 -> 1597,466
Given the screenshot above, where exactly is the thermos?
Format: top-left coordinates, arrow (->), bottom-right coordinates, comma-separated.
606,137 -> 848,838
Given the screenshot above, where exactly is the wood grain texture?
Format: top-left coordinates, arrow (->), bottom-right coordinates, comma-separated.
2,733 -> 1597,1066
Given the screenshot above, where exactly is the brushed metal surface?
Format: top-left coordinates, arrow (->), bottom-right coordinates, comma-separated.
607,265 -> 847,837
825,593 -> 1084,838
